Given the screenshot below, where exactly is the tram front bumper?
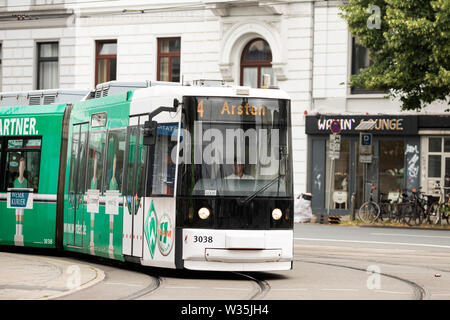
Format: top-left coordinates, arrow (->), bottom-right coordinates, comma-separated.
182,229 -> 293,271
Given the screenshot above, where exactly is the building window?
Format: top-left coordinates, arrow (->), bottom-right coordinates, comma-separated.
37,42 -> 59,90
427,137 -> 450,187
240,38 -> 273,88
350,37 -> 384,94
95,40 -> 117,86
379,140 -> 405,196
157,38 -> 181,83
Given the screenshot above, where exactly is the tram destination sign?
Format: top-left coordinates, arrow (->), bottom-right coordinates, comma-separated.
305,115 -> 418,135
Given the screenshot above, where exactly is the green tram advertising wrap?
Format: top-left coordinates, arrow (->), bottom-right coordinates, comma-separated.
0,104 -> 67,248
0,85 -> 294,272
63,93 -> 131,261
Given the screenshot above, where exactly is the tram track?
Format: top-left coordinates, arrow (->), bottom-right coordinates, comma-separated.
120,275 -> 163,300
294,257 -> 427,300
233,272 -> 271,300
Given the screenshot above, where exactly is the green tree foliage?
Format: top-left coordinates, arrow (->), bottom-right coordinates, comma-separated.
340,0 -> 449,111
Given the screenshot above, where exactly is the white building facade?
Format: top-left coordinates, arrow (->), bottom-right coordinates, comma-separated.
0,0 -> 448,212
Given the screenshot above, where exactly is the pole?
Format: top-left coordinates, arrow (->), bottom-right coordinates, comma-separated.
327,158 -> 335,215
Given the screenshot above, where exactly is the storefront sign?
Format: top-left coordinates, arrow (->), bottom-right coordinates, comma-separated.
306,115 -> 418,135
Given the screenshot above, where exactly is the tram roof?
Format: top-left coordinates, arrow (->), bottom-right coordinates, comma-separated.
0,103 -> 68,116
0,89 -> 90,107
131,84 -> 291,101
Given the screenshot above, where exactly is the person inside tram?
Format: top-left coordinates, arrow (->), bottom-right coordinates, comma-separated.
225,157 -> 253,180
14,157 -> 28,188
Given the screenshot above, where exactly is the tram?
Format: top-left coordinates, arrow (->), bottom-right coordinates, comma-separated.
0,82 -> 294,271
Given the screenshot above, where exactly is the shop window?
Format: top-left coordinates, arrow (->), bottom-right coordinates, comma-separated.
379,140 -> 404,195
426,137 -> 450,184
104,129 -> 126,193
429,137 -> 442,152
37,42 -> 59,90
240,38 -> 273,88
86,131 -> 106,191
325,138 -> 350,210
428,155 -> 441,178
445,138 -> 450,152
95,40 -> 117,86
2,138 -> 42,192
157,38 -> 181,83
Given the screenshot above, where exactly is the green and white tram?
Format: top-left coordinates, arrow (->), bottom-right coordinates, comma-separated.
0,83 -> 294,272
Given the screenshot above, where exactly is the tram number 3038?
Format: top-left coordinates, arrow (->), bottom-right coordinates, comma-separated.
193,235 -> 213,243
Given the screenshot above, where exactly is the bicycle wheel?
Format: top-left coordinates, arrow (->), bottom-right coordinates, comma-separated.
426,202 -> 440,225
401,203 -> 413,224
406,205 -> 425,226
358,201 -> 380,223
391,202 -> 401,222
441,204 -> 450,225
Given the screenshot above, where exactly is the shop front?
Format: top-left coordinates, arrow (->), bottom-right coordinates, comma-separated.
419,116 -> 450,196
305,114 -> 420,215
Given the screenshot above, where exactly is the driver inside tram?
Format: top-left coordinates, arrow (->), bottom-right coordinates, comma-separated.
226,158 -> 253,180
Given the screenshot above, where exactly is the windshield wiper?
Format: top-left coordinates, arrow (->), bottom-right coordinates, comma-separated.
238,145 -> 288,205
239,174 -> 283,205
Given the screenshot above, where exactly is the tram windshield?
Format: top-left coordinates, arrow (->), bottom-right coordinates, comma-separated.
179,96 -> 292,198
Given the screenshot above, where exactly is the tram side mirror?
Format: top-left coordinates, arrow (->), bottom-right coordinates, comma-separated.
143,120 -> 158,146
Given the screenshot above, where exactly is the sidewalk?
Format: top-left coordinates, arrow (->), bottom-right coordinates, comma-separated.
309,214 -> 450,230
0,251 -> 105,300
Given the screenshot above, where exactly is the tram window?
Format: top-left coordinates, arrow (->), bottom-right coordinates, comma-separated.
86,131 -> 106,191
68,133 -> 79,194
136,127 -> 147,197
104,129 -> 125,193
77,131 -> 88,194
150,123 -> 178,196
180,96 -> 292,198
3,138 -> 41,192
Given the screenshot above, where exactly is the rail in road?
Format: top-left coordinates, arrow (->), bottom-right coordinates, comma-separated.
2,224 -> 450,300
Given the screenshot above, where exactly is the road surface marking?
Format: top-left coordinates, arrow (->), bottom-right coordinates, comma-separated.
104,282 -> 143,287
213,287 -> 249,291
294,237 -> 450,249
371,232 -> 450,239
164,286 -> 200,289
374,290 -> 411,295
271,288 -> 308,291
321,288 -> 358,292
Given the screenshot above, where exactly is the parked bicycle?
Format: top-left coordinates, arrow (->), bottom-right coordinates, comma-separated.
426,181 -> 450,225
390,188 -> 426,226
358,183 -> 380,223
376,192 -> 394,222
404,188 -> 426,226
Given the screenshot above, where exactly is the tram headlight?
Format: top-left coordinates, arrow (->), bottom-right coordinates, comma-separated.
198,207 -> 211,220
272,208 -> 282,220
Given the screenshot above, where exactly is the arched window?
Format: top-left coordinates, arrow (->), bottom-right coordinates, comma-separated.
240,38 -> 273,88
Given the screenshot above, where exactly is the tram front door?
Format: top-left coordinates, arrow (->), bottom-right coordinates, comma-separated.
122,126 -> 146,257
67,122 -> 88,247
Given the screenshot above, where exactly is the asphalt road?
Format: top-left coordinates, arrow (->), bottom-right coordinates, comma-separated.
1,223 -> 449,302
294,224 -> 450,251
